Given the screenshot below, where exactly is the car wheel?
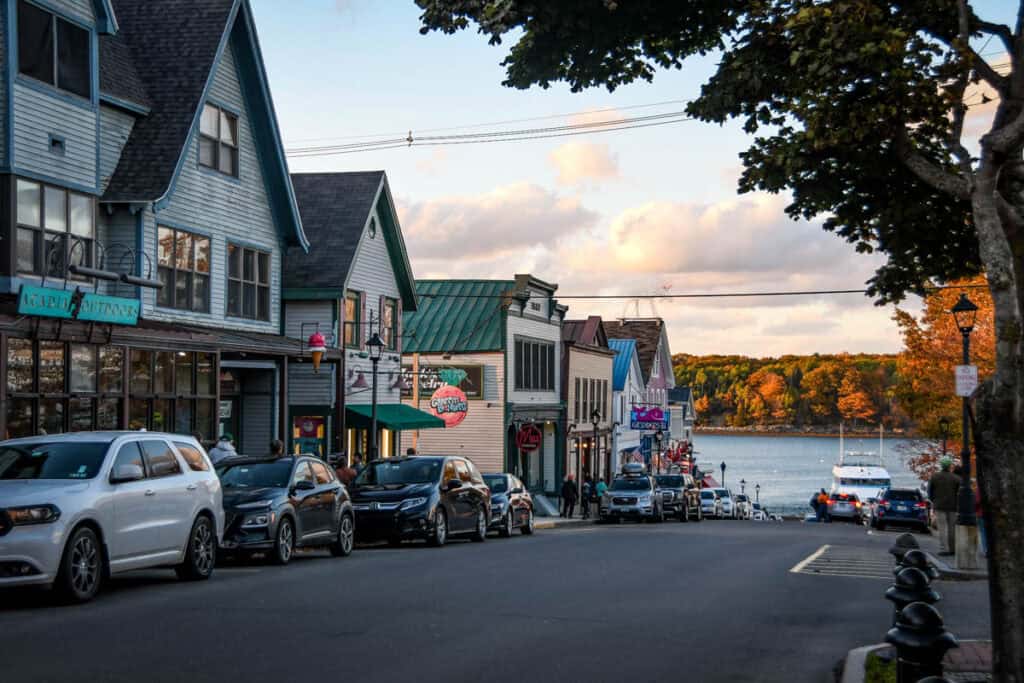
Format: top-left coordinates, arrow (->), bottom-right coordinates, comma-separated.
428,508 -> 447,547
55,526 -> 103,603
471,508 -> 487,542
499,511 -> 514,538
176,515 -> 216,581
272,517 -> 295,565
920,524 -> 931,535
330,513 -> 355,557
521,508 -> 535,535
876,522 -> 886,531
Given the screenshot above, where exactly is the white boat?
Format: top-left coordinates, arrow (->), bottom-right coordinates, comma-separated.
829,424 -> 892,501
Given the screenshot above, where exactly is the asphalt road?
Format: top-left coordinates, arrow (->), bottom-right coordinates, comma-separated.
1,519 -> 991,683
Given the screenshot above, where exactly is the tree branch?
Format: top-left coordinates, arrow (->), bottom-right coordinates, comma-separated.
895,129 -> 971,199
985,107 -> 1024,153
972,49 -> 1011,94
976,21 -> 1014,56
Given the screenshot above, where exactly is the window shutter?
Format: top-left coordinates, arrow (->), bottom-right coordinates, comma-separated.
359,291 -> 367,349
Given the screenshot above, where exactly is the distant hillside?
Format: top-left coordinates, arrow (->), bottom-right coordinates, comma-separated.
672,353 -> 910,431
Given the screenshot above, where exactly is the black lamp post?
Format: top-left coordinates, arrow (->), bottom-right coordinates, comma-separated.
740,478 -> 746,495
654,429 -> 663,475
950,293 -> 978,532
755,483 -> 760,504
367,332 -> 385,459
590,409 -> 601,484
938,416 -> 950,460
720,461 -> 727,488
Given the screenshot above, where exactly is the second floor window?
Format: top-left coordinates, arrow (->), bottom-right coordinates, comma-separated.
199,104 -> 238,177
381,298 -> 398,349
344,292 -> 361,348
18,0 -> 91,100
227,244 -> 270,321
16,179 -> 94,277
514,338 -> 555,392
157,227 -> 210,313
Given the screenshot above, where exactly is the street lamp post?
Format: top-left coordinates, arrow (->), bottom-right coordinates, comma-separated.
755,483 -> 760,504
720,461 -> 727,488
939,416 -> 950,460
591,409 -> 601,484
740,478 -> 746,495
367,332 -> 385,460
950,293 -> 978,569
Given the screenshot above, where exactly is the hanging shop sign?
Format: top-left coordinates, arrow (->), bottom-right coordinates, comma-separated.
516,423 -> 543,452
401,364 -> 484,399
429,385 -> 469,428
630,406 -> 670,432
17,285 -> 140,326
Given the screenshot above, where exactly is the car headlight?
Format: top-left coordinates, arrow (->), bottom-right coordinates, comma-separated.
399,497 -> 428,510
638,495 -> 652,504
6,504 -> 61,525
242,512 -> 275,528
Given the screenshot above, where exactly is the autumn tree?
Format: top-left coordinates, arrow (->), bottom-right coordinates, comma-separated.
693,394 -> 712,424
837,369 -> 877,425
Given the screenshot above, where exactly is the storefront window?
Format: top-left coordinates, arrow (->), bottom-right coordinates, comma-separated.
39,341 -> 65,393
152,398 -> 171,432
129,399 -> 149,430
70,345 -> 96,393
7,338 -> 33,393
175,400 -> 193,435
196,353 -> 214,395
99,347 -> 123,393
6,398 -> 33,439
176,352 -> 193,395
70,397 -> 92,431
196,399 -> 215,444
97,398 -> 120,430
38,398 -> 64,434
154,351 -> 174,394
131,350 -> 152,394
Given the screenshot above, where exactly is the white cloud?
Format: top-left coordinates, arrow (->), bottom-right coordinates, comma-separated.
548,141 -> 619,186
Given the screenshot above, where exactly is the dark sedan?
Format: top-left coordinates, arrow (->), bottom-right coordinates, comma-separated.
871,488 -> 931,532
482,473 -> 535,537
348,456 -> 490,546
218,456 -> 354,564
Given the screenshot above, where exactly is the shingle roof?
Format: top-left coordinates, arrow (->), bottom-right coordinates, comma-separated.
608,338 -> 637,391
283,172 -> 384,290
563,316 -> 607,348
103,0 -> 235,201
98,32 -> 151,110
605,319 -> 663,382
403,280 -> 514,354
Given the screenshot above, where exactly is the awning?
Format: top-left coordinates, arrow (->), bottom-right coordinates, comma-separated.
346,404 -> 445,430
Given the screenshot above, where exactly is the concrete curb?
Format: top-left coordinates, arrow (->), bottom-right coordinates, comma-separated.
841,644 -> 890,683
924,551 -> 989,581
533,519 -> 593,530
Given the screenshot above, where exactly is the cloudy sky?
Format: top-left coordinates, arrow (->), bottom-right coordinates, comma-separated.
251,0 -> 1007,357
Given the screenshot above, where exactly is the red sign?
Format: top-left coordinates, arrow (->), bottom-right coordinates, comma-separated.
429,385 -> 469,428
516,424 -> 543,452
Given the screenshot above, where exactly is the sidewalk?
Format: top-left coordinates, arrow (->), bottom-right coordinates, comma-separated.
534,516 -> 595,530
845,641 -> 992,683
913,530 -> 989,581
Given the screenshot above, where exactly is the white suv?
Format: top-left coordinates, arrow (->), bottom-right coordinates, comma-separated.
0,432 -> 224,602
713,488 -> 737,519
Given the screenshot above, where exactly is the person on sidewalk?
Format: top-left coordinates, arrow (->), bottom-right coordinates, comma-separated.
596,477 -> 608,499
928,458 -> 960,556
581,477 -> 593,519
809,492 -> 820,520
560,474 -> 578,518
208,434 -> 237,465
815,489 -> 830,523
335,456 -> 358,486
269,439 -> 285,458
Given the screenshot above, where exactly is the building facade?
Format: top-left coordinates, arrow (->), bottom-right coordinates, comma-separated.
607,337 -> 645,474
562,316 -> 613,486
0,0 -> 326,453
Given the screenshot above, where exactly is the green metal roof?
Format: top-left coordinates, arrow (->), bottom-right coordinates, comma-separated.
402,280 -> 514,354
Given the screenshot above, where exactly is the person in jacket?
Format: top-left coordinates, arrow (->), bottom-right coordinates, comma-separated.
596,477 -> 608,498
560,474 -> 578,518
269,439 -> 285,458
207,434 -> 237,464
335,456 -> 358,486
816,489 -> 830,523
928,458 -> 961,556
809,492 -> 820,519
581,477 -> 593,519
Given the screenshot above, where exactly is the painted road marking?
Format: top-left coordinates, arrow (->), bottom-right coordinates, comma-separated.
791,544 -> 893,580
790,544 -> 829,574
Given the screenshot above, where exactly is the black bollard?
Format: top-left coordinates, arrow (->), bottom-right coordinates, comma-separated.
885,603 -> 959,683
895,549 -> 940,580
889,533 -> 920,564
885,567 -> 940,626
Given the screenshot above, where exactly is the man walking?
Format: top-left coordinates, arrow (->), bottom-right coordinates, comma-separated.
816,489 -> 830,523
581,476 -> 593,519
928,458 -> 960,556
561,474 -> 578,518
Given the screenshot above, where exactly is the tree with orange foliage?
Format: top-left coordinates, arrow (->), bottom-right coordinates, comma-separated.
837,369 -> 875,426
693,395 -> 711,424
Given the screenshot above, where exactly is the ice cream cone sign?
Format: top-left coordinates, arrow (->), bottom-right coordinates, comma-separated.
308,331 -> 327,373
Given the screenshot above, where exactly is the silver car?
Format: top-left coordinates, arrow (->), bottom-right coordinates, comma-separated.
599,472 -> 664,522
700,489 -> 723,518
0,432 -> 224,602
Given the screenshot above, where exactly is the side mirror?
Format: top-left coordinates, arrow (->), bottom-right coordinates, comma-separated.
510,487 -> 524,494
294,480 -> 316,492
111,463 -> 145,484
446,479 -> 463,491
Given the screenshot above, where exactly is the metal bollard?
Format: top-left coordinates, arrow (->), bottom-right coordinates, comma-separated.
885,602 -> 959,683
895,549 -> 940,580
889,533 -> 920,564
885,567 -> 940,625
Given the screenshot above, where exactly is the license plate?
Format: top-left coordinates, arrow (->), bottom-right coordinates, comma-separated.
896,505 -> 907,511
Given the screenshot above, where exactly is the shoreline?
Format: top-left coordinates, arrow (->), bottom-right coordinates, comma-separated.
694,428 -> 922,439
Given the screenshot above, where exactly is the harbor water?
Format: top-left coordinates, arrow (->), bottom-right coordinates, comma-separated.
692,434 -> 927,515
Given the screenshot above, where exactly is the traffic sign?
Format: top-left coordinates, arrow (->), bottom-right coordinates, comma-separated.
955,365 -> 978,397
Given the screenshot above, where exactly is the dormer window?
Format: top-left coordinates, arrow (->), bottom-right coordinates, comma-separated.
17,0 -> 91,100
199,104 -> 238,177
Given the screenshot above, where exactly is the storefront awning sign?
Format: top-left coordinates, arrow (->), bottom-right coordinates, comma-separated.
18,284 -> 140,326
516,423 -> 543,452
429,385 -> 468,428
630,406 -> 669,431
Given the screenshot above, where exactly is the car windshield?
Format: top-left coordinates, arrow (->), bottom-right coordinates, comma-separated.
840,477 -> 891,487
885,490 -> 921,502
735,495 -> 748,502
0,442 -> 109,480
715,489 -> 731,498
610,477 -> 651,491
483,475 -> 507,493
220,460 -> 293,489
656,476 -> 684,488
354,459 -> 442,486
701,490 -> 716,499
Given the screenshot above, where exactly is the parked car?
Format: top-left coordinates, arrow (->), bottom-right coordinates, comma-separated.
348,456 -> 490,546
871,488 -> 930,533
482,473 -> 534,536
734,494 -> 753,520
700,489 -> 723,519
600,468 -> 664,523
218,456 -> 354,564
828,492 -> 864,523
712,488 -> 737,519
751,502 -> 768,521
0,432 -> 223,603
654,474 -> 702,522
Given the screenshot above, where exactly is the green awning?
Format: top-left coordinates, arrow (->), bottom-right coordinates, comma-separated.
346,404 -> 446,430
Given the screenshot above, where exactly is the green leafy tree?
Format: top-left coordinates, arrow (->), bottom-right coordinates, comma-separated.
417,2 -> 1024,671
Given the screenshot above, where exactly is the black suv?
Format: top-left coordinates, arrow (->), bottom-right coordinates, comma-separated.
219,456 -> 355,564
655,473 -> 703,522
349,456 -> 491,546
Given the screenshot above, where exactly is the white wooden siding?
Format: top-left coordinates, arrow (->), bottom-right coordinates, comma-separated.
344,350 -> 402,407
98,105 -> 135,193
284,300 -> 334,342
12,82 -> 97,189
96,204 -> 137,298
402,352 -> 505,473
52,0 -> 94,23
506,313 -> 561,404
141,39 -> 282,333
566,347 -> 613,430
345,206 -> 400,343
288,363 -> 334,406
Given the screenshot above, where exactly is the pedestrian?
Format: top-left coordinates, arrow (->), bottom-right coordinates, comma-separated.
928,458 -> 960,556
809,491 -> 820,520
816,489 -> 830,523
406,447 -> 417,456
191,431 -> 205,448
581,476 -> 593,519
560,474 -> 578,518
336,456 -> 358,486
596,477 -> 608,499
208,433 -> 236,465
269,439 -> 285,458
